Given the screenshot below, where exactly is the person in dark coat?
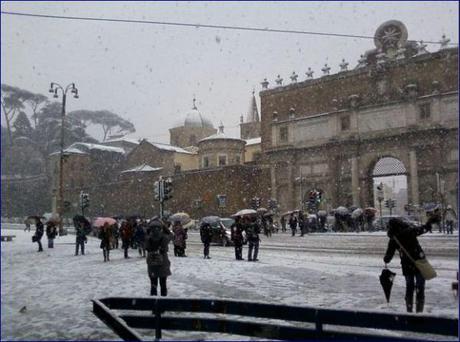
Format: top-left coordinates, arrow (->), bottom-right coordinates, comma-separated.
74,222 -> 87,256
245,216 -> 261,262
172,221 -> 187,257
145,219 -> 173,296
112,223 -> 120,249
298,211 -> 306,236
134,222 -> 146,257
120,221 -> 134,259
231,216 -> 245,260
200,222 -> 213,259
280,215 -> 286,233
288,213 -> 298,236
383,216 -> 438,313
99,223 -> 112,262
46,221 -> 57,248
34,218 -> 44,252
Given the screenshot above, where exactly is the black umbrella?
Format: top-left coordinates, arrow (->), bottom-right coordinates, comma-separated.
379,268 -> 396,303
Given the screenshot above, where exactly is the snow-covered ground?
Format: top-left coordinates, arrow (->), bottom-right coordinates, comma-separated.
1,224 -> 458,340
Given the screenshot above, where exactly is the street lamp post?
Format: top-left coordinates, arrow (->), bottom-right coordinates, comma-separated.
49,82 -> 79,235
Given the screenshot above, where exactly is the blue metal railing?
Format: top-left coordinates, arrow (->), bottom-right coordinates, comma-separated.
92,297 -> 458,341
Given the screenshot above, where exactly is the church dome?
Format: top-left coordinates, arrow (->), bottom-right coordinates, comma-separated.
184,107 -> 214,128
172,98 -> 214,129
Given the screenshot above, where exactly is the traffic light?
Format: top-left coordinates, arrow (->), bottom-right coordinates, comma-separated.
250,197 -> 261,210
268,199 -> 278,210
163,178 -> 173,201
63,200 -> 71,211
154,181 -> 161,201
81,193 -> 90,209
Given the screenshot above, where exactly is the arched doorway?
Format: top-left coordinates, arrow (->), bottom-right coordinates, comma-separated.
372,157 -> 408,216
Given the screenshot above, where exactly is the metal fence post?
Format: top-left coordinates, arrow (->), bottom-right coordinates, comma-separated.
154,299 -> 162,340
314,309 -> 323,335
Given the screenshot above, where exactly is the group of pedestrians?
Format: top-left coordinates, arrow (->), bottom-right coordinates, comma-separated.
29,217 -> 57,252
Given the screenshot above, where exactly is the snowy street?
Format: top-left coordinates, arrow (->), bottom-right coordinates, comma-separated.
1,224 -> 458,340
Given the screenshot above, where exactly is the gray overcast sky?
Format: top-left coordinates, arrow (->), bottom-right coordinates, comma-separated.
1,1 -> 458,143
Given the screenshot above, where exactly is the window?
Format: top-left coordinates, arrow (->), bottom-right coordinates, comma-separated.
340,115 -> 350,131
419,103 -> 431,119
203,156 -> 209,168
218,155 -> 227,166
272,111 -> 278,122
235,155 -> 241,164
279,126 -> 288,143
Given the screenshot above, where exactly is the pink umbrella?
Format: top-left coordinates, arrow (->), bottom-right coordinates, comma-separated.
93,217 -> 117,228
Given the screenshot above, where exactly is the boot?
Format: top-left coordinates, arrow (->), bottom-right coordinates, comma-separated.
416,299 -> 424,313
150,286 -> 157,296
406,301 -> 413,313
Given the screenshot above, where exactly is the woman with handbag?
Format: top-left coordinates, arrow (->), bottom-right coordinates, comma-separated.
383,216 -> 438,313
145,219 -> 173,296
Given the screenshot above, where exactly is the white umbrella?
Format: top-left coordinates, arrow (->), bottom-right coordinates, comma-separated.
233,209 -> 257,217
317,210 -> 327,217
335,206 -> 349,215
169,212 -> 191,225
352,208 -> 364,219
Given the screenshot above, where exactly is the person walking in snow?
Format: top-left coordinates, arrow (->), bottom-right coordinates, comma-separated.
444,205 -> 457,234
145,219 -> 173,296
172,221 -> 187,257
280,215 -> 287,233
33,218 -> 44,252
289,213 -> 298,236
120,220 -> 134,259
134,221 -> 147,257
74,222 -> 87,256
200,221 -> 213,259
231,216 -> 245,260
46,221 -> 57,248
245,216 -> 261,262
99,222 -> 112,262
383,215 -> 438,313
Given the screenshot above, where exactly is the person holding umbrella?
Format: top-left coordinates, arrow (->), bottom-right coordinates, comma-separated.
172,220 -> 187,257
231,216 -> 245,260
99,222 -> 112,262
383,214 -> 439,313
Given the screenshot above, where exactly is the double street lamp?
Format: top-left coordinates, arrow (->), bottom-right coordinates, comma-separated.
49,82 -> 79,234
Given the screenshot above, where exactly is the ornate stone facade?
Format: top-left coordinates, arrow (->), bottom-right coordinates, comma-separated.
260,22 -> 458,212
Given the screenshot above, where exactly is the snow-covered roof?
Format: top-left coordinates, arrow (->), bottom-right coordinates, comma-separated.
245,137 -> 261,146
199,125 -> 245,143
103,138 -> 140,145
145,140 -> 196,154
71,143 -> 125,154
49,142 -> 125,156
121,164 -> 163,173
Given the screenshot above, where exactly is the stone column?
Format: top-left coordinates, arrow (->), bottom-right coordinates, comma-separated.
287,162 -> 294,209
270,164 -> 277,200
409,150 -> 419,205
351,157 -> 360,207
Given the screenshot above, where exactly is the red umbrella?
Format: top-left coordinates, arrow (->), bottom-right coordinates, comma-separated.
93,217 -> 117,228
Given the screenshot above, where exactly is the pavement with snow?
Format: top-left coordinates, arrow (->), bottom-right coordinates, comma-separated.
1,224 -> 458,340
